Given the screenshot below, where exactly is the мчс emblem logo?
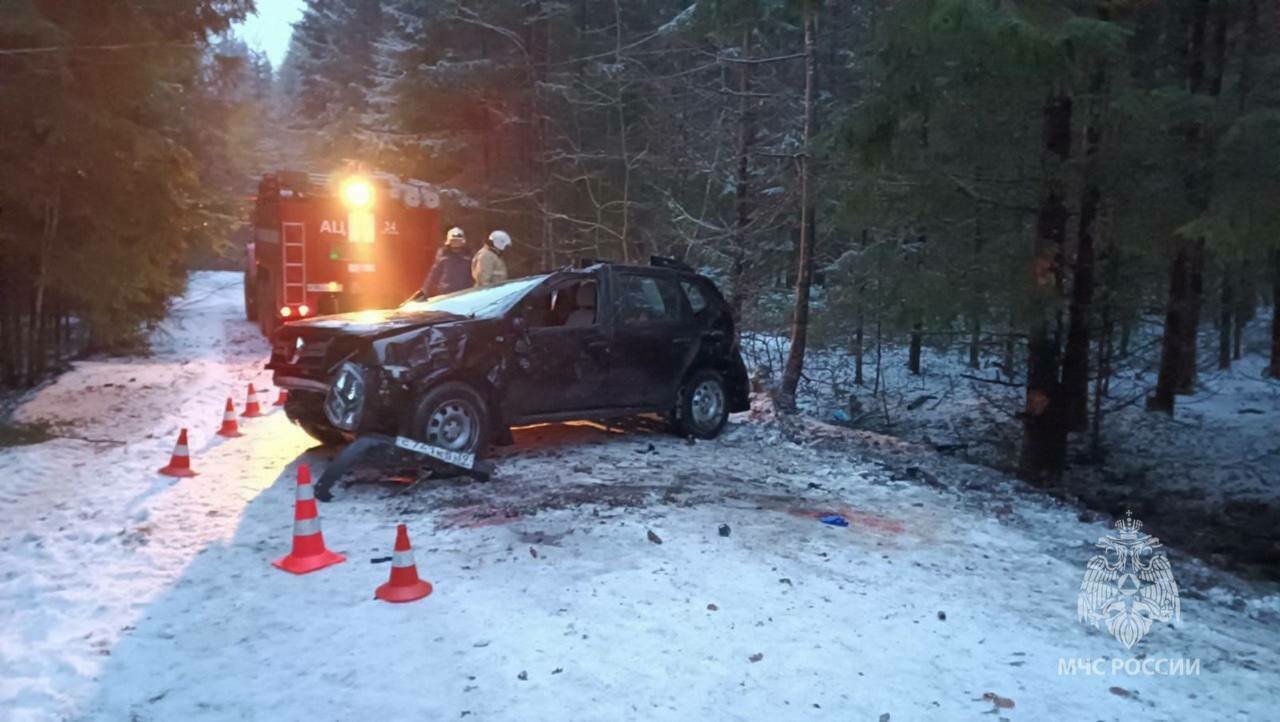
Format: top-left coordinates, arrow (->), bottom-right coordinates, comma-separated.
1077,511 -> 1181,649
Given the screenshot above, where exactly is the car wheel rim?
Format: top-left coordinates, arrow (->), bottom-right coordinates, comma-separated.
690,379 -> 725,429
426,399 -> 479,451
324,363 -> 366,430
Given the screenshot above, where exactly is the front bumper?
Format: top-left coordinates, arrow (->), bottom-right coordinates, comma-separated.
272,375 -> 330,393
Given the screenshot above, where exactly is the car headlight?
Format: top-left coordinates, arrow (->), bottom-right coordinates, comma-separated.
324,362 -> 367,430
373,330 -> 429,368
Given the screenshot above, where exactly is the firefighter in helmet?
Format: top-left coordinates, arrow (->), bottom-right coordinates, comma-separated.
472,230 -> 511,288
422,226 -> 474,297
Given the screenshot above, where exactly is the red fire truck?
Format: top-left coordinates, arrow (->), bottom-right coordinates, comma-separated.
243,170 -> 442,336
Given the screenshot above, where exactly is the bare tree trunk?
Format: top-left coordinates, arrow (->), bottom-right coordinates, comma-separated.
968,162 -> 985,372
29,196 -> 59,384
728,27 -> 757,321
873,312 -> 883,396
1153,0 -> 1214,411
907,235 -> 925,375
1270,250 -> 1280,379
968,317 -> 981,370
1090,303 -> 1114,461
1218,269 -> 1234,370
1176,239 -> 1205,393
1230,0 -> 1257,348
1150,246 -> 1189,414
854,301 -> 864,386
1233,264 -> 1250,360
1003,311 -> 1016,378
0,271 -> 11,386
612,0 -> 631,263
1061,66 -> 1105,432
908,323 -> 922,375
1018,93 -> 1072,485
779,9 -> 817,409
525,0 -> 553,269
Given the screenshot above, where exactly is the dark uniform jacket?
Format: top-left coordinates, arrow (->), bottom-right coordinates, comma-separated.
422,248 -> 474,297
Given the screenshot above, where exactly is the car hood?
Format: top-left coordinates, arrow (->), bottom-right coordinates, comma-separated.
282,308 -> 468,339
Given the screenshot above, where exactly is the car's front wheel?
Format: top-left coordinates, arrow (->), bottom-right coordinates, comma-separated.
673,369 -> 729,439
285,391 -> 348,447
407,381 -> 491,456
298,419 -> 349,446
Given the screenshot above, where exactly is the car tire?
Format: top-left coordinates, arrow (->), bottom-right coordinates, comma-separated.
285,391 -> 348,447
298,419 -> 349,447
673,369 -> 729,440
407,381 -> 492,457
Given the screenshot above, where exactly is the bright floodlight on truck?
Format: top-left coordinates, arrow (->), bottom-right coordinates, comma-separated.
342,178 -> 374,208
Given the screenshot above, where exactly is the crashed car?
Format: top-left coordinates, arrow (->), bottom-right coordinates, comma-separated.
265,258 -> 750,461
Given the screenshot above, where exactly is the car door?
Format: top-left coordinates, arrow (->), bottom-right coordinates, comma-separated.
504,273 -> 611,418
606,270 -> 698,409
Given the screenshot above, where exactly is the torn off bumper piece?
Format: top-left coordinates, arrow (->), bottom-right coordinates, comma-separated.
313,433 -> 494,502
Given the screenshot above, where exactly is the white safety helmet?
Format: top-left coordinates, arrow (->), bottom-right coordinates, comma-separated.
488,230 -> 512,252
446,227 -> 466,244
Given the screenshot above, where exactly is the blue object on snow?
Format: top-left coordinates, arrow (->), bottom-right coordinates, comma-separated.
832,409 -> 851,423
820,514 -> 849,527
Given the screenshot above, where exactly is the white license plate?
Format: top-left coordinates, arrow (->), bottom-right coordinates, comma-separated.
393,436 -> 476,470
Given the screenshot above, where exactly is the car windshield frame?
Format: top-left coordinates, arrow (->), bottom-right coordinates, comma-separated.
399,275 -> 548,319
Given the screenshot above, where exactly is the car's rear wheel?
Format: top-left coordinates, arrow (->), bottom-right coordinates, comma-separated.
408,382 -> 491,456
673,369 -> 729,439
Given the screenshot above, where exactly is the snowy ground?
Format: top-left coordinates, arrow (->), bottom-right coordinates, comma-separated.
743,319 -> 1280,578
2,272 -> 1279,721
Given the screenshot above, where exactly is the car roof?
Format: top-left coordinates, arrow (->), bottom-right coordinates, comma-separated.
563,261 -> 706,281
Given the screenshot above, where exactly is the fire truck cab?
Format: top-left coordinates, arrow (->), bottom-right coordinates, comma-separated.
243,170 -> 442,337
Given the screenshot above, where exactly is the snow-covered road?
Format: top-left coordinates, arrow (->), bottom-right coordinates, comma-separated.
1,272 -> 1277,721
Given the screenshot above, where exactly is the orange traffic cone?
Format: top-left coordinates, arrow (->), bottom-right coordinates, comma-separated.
272,464 -> 345,575
375,524 -> 433,603
216,398 -> 243,438
241,383 -> 263,417
157,428 -> 198,478
273,389 -> 288,406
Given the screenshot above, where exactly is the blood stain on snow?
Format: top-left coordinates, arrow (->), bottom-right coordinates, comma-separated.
788,505 -> 905,535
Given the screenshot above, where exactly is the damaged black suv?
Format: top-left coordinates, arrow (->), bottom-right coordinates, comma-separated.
266,258 -> 750,457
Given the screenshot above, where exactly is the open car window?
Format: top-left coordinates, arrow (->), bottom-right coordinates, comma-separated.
615,274 -> 683,326
520,278 -> 598,328
401,275 -> 546,319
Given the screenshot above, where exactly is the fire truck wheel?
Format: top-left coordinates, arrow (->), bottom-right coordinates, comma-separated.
257,275 -> 279,338
243,271 -> 257,322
